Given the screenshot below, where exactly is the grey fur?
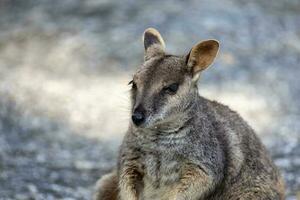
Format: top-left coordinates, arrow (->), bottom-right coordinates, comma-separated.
94,28 -> 285,200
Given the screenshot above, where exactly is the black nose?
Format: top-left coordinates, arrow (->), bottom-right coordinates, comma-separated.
132,106 -> 145,126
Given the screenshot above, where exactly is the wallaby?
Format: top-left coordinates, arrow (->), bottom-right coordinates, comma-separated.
94,28 -> 285,200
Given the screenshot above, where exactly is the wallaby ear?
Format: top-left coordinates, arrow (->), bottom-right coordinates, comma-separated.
143,28 -> 165,60
186,40 -> 219,75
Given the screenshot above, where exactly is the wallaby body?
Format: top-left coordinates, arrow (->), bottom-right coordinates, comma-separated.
94,28 -> 285,200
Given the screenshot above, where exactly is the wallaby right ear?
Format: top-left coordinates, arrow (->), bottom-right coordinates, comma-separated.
143,28 -> 165,61
186,40 -> 219,78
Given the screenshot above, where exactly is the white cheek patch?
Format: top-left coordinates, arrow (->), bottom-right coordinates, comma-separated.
156,104 -> 168,121
146,77 -> 193,128
192,72 -> 201,84
159,79 -> 191,117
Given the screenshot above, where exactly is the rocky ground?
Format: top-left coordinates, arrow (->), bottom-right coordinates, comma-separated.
0,0 -> 299,199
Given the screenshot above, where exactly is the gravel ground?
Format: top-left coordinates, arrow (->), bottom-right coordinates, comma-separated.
0,0 -> 299,199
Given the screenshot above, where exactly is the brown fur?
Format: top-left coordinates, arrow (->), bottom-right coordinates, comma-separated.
94,171 -> 119,200
94,28 -> 285,200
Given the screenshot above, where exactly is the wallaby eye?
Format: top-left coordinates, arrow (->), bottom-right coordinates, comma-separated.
128,80 -> 137,90
163,83 -> 179,95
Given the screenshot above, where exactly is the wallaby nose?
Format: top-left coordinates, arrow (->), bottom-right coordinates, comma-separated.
132,105 -> 145,126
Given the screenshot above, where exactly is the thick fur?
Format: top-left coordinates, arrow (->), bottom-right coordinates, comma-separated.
94,171 -> 119,200
94,28 -> 285,200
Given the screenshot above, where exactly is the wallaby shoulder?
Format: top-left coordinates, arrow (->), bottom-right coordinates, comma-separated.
200,96 -> 285,199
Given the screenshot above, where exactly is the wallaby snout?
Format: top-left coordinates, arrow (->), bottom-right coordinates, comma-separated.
132,104 -> 146,126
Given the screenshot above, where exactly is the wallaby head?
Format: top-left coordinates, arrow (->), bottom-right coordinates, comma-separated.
129,28 -> 219,129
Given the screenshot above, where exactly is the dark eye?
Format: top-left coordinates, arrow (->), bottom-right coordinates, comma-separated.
163,83 -> 179,95
128,80 -> 137,90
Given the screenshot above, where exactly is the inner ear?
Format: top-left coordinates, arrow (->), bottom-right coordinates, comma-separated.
186,40 -> 219,74
143,28 -> 165,60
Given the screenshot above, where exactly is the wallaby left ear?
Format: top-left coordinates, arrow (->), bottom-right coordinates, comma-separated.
186,40 -> 219,75
143,28 -> 166,61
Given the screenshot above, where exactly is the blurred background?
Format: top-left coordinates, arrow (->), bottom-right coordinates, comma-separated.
0,0 -> 299,199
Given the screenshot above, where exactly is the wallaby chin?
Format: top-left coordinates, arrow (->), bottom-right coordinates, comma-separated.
94,28 -> 285,200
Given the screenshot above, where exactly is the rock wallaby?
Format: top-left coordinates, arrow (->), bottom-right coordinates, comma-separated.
94,28 -> 285,200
